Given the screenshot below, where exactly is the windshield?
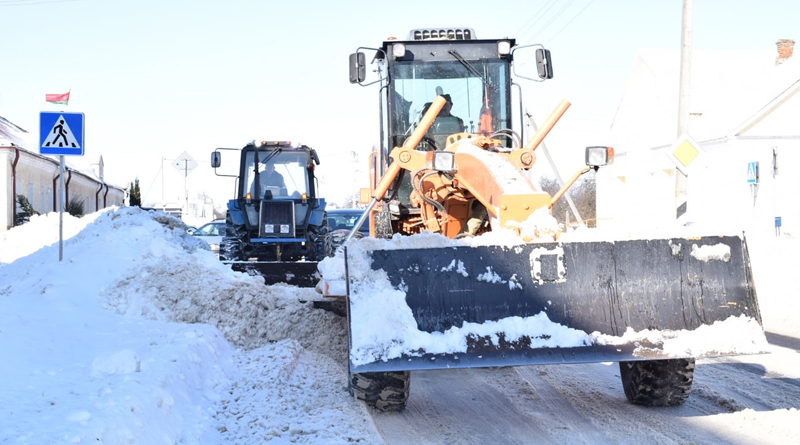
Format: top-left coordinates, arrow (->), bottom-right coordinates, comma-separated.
388,58 -> 510,150
243,150 -> 309,199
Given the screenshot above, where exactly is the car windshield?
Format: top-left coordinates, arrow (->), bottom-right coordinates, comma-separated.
194,223 -> 223,236
328,210 -> 368,234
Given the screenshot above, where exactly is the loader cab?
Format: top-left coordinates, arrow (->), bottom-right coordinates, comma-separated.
349,27 -> 553,225
382,35 -> 515,153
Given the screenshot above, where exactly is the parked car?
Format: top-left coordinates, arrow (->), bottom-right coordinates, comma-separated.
327,208 -> 369,236
192,219 -> 225,255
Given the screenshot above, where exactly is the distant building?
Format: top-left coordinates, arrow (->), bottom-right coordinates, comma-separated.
0,115 -> 125,231
599,40 -> 800,236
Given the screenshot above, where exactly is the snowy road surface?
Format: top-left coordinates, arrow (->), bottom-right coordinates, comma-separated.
369,339 -> 800,444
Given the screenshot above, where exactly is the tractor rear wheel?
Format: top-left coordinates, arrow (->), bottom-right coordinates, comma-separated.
619,358 -> 695,406
219,213 -> 245,261
307,212 -> 329,261
351,371 -> 410,412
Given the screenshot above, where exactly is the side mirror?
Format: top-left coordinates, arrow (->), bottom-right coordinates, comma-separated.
211,151 -> 221,168
310,148 -> 321,165
349,52 -> 366,84
536,48 -> 553,79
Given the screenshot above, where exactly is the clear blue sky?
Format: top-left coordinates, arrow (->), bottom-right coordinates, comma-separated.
2,0 -> 798,210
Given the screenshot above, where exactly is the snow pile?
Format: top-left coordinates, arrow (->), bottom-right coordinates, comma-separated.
0,207 -> 375,444
215,340 -> 378,444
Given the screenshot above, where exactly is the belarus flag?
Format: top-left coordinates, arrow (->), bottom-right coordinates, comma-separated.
45,90 -> 70,105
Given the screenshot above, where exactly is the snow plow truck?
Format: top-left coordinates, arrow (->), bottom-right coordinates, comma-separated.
317,27 -> 768,413
211,141 -> 328,287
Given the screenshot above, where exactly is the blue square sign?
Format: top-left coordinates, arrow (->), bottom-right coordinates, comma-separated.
40,111 -> 84,156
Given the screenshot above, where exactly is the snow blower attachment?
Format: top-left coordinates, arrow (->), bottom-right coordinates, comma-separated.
339,28 -> 767,411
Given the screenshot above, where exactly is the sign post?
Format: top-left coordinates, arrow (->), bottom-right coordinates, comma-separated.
173,151 -> 197,218
39,111 -> 85,261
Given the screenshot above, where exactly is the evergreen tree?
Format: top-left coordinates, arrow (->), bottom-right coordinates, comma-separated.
14,194 -> 40,226
66,197 -> 85,218
129,178 -> 142,207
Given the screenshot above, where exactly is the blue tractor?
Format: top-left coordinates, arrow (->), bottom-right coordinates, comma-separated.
211,140 -> 327,287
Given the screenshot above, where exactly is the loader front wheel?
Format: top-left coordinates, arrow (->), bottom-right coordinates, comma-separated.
351,371 -> 410,412
619,358 -> 695,406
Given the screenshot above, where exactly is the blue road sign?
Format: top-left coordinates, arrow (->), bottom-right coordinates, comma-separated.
40,111 -> 84,156
746,161 -> 758,184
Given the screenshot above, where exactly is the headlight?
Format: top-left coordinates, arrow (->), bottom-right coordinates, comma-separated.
585,146 -> 614,167
264,224 -> 274,233
427,151 -> 455,172
280,224 -> 290,234
498,40 -> 511,55
392,43 -> 406,59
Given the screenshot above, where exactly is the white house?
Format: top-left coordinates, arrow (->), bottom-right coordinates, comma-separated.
0,115 -> 125,231
598,40 -> 800,237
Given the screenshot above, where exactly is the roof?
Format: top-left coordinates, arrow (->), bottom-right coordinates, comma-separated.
610,47 -> 800,151
0,115 -> 32,148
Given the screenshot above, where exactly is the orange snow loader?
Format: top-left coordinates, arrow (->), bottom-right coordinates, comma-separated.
331,28 -> 766,412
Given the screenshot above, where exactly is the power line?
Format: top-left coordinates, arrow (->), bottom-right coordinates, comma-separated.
517,0 -> 558,40
0,0 -> 86,6
529,0 -> 576,42
548,0 -> 596,42
515,0 -> 560,41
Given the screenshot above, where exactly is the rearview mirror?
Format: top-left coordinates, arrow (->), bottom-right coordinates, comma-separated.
536,48 -> 553,79
211,151 -> 221,168
349,52 -> 366,84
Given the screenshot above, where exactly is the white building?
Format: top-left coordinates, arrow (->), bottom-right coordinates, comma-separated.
0,115 -> 125,231
598,40 -> 800,237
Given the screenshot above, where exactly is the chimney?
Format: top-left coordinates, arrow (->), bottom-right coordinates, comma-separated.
776,39 -> 795,65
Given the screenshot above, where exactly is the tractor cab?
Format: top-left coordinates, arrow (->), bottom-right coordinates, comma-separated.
211,141 -> 327,284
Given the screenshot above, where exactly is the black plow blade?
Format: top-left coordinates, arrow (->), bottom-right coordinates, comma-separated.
225,260 -> 321,287
347,235 -> 768,372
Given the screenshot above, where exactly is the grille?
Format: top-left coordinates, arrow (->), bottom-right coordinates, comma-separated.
259,201 -> 295,238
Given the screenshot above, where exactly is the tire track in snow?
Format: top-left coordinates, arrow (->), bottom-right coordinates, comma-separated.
371,367 -> 558,445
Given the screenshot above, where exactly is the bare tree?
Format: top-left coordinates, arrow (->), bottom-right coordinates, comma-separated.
539,173 -> 596,228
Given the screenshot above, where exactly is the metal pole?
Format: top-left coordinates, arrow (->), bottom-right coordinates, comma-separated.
58,155 -> 64,261
676,0 -> 693,223
161,157 -> 166,211
525,110 -> 584,226
184,159 -> 188,217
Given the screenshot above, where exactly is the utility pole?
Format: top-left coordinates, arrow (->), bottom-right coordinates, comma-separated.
676,0 -> 693,223
161,157 -> 166,211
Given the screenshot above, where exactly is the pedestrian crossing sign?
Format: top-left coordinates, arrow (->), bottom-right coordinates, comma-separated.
746,162 -> 759,184
40,111 -> 84,156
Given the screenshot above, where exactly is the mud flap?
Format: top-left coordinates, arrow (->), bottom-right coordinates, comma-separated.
348,235 -> 767,372
225,260 -> 321,287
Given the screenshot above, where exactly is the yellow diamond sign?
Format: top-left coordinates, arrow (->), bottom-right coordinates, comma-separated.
673,140 -> 699,167
667,134 -> 703,175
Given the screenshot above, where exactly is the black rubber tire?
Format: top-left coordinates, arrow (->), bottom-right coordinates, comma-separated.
619,358 -> 695,406
219,212 -> 245,262
351,371 -> 410,412
324,229 -> 364,257
307,212 -> 329,261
